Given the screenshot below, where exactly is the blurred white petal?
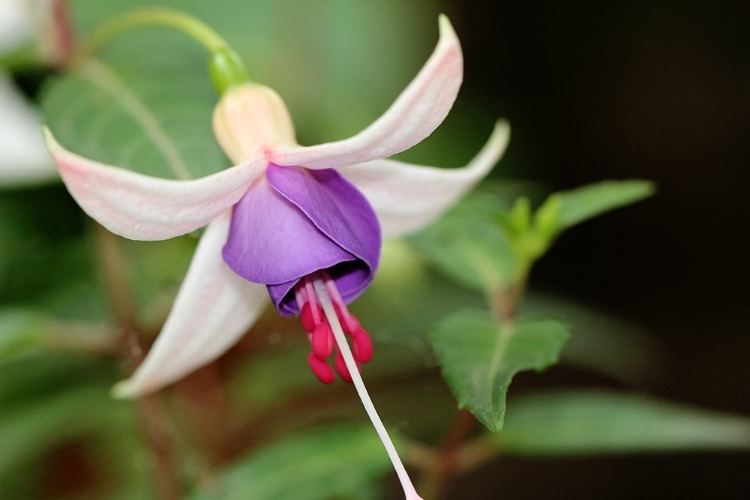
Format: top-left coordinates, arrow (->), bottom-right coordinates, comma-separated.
0,1 -> 34,55
0,73 -> 57,187
112,211 -> 270,397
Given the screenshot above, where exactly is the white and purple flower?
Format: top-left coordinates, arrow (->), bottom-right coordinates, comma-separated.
44,16 -> 509,498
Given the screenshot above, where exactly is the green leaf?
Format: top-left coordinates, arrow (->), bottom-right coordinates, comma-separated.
0,386 -> 134,473
0,310 -> 47,360
552,180 -> 655,230
496,391 -> 750,455
0,309 -> 115,362
410,193 -> 518,292
42,55 -> 226,180
0,189 -> 102,318
42,0 -> 444,181
506,197 -> 531,237
0,352 -> 154,500
522,292 -> 665,385
123,236 -> 196,328
189,425 -> 394,500
430,310 -> 570,431
68,0 -> 437,150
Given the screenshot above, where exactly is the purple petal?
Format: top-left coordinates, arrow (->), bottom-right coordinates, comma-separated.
223,165 -> 381,315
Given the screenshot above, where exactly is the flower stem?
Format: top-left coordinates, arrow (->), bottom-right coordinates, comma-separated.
75,7 -> 249,94
91,224 -> 182,500
51,0 -> 75,67
79,7 -> 229,56
420,273 -> 531,498
417,409 -> 476,499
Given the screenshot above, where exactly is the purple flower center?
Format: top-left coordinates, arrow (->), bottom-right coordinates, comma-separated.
222,164 -> 382,316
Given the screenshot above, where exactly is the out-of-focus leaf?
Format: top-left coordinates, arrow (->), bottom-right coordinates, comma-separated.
68,0 -> 439,150
0,351 -> 115,407
430,310 -> 570,431
542,180 -> 655,232
0,309 -> 114,362
0,189 -> 100,317
45,0 -> 439,180
42,56 -> 226,179
410,192 -> 518,292
189,425 -> 394,500
0,188 -> 109,324
0,386 -> 134,473
354,240 -> 484,346
522,292 -> 664,385
0,352 -> 154,499
124,236 -> 196,328
0,309 -> 47,360
496,391 -> 750,455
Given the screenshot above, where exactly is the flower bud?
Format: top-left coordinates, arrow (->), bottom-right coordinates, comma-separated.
212,83 -> 297,163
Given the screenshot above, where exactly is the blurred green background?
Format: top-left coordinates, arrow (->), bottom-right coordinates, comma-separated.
1,0 -> 749,499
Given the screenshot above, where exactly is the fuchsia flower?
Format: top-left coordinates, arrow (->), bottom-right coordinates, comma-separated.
45,16 -> 508,499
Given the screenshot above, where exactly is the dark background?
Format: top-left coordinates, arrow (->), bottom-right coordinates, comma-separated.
441,1 -> 750,498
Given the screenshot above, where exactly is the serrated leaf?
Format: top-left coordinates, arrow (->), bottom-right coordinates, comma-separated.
554,180 -> 655,230
410,193 -> 518,292
189,425 -> 394,500
430,310 -> 570,431
496,391 -> 750,455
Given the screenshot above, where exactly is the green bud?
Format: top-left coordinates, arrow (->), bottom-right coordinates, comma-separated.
209,48 -> 250,95
534,193 -> 563,243
508,197 -> 531,236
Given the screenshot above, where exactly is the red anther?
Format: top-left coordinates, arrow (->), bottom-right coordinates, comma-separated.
300,302 -> 323,332
351,327 -> 374,364
307,352 -> 335,385
334,350 -> 359,384
311,322 -> 334,358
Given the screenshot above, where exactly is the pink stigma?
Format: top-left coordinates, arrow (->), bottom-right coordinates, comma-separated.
295,271 -> 374,384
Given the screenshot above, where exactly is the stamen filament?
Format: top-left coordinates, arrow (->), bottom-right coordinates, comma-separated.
294,281 -> 307,311
304,277 -> 322,325
320,270 -> 359,333
312,279 -> 423,500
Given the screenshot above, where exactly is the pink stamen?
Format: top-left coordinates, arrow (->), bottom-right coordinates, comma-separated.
321,274 -> 356,331
312,322 -> 334,358
307,352 -> 335,385
334,350 -> 356,383
311,278 -> 423,499
295,281 -> 307,311
303,277 -> 322,325
295,271 -> 375,384
351,327 -> 374,363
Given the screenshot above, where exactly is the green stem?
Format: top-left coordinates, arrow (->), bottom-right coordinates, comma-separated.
76,7 -> 249,94
79,7 -> 230,56
91,224 -> 182,500
417,410 -> 477,499
420,273 -> 531,498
